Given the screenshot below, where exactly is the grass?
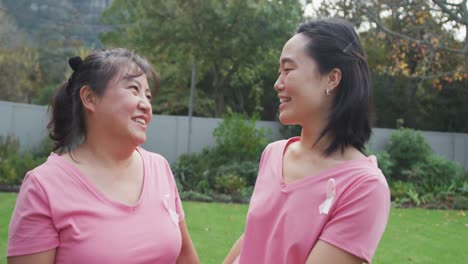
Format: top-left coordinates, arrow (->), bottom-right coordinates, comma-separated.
182,201 -> 248,263
1,192 -> 467,264
371,208 -> 467,263
0,193 -> 16,264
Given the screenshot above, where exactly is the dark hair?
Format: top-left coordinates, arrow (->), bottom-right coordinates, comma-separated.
296,17 -> 373,156
48,48 -> 159,153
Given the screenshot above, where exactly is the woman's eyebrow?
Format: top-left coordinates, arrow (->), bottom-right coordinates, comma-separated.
280,57 -> 296,65
126,78 -> 142,87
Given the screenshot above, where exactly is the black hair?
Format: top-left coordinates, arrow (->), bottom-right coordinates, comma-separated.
296,18 -> 373,155
47,48 -> 159,153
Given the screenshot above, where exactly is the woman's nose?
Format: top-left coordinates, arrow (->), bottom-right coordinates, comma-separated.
139,96 -> 152,112
274,76 -> 284,91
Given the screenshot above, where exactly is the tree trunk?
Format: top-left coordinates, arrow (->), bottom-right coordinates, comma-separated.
403,78 -> 419,127
464,26 -> 467,52
214,84 -> 225,117
212,65 -> 226,117
211,63 -> 239,117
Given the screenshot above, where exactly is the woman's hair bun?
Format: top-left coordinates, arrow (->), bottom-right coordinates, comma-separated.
68,56 -> 83,72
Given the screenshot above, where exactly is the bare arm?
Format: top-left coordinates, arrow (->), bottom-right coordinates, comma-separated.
305,240 -> 364,264
7,249 -> 56,264
223,233 -> 244,264
176,221 -> 199,264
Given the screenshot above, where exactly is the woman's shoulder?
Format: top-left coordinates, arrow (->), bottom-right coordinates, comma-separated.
265,137 -> 296,151
17,152 -> 81,196
28,153 -> 72,179
137,147 -> 168,164
354,155 -> 387,182
337,155 -> 389,197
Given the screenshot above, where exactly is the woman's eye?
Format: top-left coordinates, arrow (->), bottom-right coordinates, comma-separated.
278,68 -> 292,76
146,94 -> 152,100
130,86 -> 139,95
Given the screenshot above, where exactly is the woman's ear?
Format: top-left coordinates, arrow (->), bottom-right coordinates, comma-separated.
79,86 -> 98,113
327,68 -> 342,92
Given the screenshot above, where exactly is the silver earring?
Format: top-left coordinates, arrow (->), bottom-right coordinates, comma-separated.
326,89 -> 331,96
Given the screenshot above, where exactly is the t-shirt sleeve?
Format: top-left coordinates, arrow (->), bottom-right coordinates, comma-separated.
8,172 -> 59,257
163,158 -> 185,222
257,143 -> 273,174
174,177 -> 185,223
319,176 -> 390,263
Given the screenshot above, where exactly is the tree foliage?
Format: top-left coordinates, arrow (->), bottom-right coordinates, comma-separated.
101,0 -> 303,117
2,0 -> 112,85
309,0 -> 466,85
307,0 -> 467,131
0,5 -> 43,103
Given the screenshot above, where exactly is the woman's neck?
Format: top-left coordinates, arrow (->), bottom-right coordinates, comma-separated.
72,137 -> 136,169
298,124 -> 364,161
299,122 -> 332,155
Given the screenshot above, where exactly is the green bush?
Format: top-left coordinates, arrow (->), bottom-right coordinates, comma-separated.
240,186 -> 254,202
179,191 -> 213,203
456,180 -> 468,195
280,125 -> 301,139
389,180 -> 413,201
386,128 -> 432,180
214,174 -> 246,195
452,195 -> 468,210
0,155 -> 17,185
214,161 -> 258,186
172,112 -> 269,196
406,186 -> 421,207
30,137 -> 54,157
408,154 -> 464,195
213,111 -> 271,163
420,193 -> 450,210
0,135 -> 50,185
382,128 -> 468,209
0,149 -> 46,185
0,134 -> 20,158
366,150 -> 394,179
172,152 -> 207,192
209,193 -> 233,203
172,152 -> 258,195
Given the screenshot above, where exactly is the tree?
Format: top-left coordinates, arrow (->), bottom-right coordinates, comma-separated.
2,0 -> 113,85
308,0 -> 467,129
0,4 -> 43,103
309,0 -> 466,84
101,0 -> 303,117
0,1 -> 28,48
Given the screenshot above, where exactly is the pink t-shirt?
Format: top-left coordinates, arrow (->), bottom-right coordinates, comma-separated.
8,147 -> 184,263
236,138 -> 390,264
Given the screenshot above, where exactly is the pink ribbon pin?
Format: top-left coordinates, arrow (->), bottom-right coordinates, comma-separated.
319,178 -> 336,215
163,193 -> 180,226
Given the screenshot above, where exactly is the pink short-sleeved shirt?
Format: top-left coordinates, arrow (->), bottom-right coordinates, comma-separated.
236,138 -> 390,264
8,147 -> 184,264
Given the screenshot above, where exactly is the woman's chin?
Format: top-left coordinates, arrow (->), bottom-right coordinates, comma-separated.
278,113 -> 297,126
129,133 -> 147,147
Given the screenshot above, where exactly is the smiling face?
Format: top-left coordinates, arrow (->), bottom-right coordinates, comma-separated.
91,64 -> 153,146
274,33 -> 333,126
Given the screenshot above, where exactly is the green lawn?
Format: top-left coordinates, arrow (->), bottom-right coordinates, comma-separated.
1,192 -> 467,264
0,193 -> 16,264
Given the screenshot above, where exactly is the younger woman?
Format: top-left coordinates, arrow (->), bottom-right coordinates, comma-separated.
224,18 -> 390,264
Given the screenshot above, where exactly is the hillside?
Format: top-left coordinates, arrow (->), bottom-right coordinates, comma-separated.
2,0 -> 114,47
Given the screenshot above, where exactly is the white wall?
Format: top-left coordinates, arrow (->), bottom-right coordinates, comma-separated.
1,100 -> 467,169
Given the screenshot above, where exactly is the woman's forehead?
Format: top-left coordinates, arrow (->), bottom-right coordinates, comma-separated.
281,34 -> 309,61
107,64 -> 146,87
280,34 -> 309,63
